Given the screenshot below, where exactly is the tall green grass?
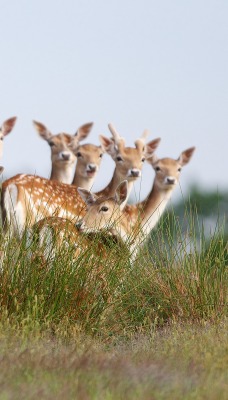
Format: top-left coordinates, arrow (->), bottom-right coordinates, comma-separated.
0,205 -> 227,340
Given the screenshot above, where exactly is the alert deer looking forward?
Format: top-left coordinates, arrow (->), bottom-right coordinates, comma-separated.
33,120 -> 95,184
1,125 -> 160,237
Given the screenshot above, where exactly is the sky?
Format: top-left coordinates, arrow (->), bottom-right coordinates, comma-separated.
0,0 -> 227,203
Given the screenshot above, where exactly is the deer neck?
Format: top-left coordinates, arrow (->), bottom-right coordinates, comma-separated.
122,184 -> 175,264
140,183 -> 174,236
95,168 -> 133,208
72,173 -> 95,190
50,163 -> 74,184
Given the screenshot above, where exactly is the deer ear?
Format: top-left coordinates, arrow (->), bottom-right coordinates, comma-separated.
114,180 -> 128,206
146,153 -> 159,166
33,120 -> 52,141
77,187 -> 98,206
75,122 -> 93,141
178,147 -> 196,166
144,138 -> 161,159
1,117 -> 17,136
99,135 -> 117,156
69,136 -> 80,153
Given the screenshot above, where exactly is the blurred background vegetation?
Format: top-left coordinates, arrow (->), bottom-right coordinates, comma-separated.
148,185 -> 228,262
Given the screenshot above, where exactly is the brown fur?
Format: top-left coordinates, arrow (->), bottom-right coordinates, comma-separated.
33,120 -> 94,184
2,127 -> 160,237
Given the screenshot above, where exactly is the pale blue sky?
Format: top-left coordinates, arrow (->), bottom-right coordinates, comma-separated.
0,0 -> 227,202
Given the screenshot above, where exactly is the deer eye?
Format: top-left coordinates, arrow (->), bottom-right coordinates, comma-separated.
49,141 -> 55,147
116,156 -> 123,162
155,166 -> 161,171
77,152 -> 82,157
0,137 -> 3,141
141,157 -> 145,162
99,153 -> 103,158
100,206 -> 109,212
178,167 -> 182,172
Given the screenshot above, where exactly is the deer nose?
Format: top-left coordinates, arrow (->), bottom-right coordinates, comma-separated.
75,220 -> 84,230
166,177 -> 176,185
130,169 -> 140,178
61,152 -> 71,161
87,164 -> 96,172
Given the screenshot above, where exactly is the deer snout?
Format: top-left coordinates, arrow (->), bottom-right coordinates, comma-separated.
75,220 -> 85,231
61,152 -> 71,161
129,169 -> 141,178
166,177 -> 176,185
87,164 -> 97,173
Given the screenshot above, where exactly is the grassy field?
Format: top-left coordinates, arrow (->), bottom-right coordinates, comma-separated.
0,209 -> 227,399
0,321 -> 227,400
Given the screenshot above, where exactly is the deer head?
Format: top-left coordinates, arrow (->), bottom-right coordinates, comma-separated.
33,120 -> 93,167
147,147 -> 196,190
33,120 -> 94,184
77,181 -> 129,236
99,124 -> 161,182
71,143 -> 104,186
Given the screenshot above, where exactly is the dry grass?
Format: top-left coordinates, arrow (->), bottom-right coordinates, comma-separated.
0,320 -> 227,400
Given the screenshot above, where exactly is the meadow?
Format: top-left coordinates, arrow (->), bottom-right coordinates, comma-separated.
0,206 -> 227,399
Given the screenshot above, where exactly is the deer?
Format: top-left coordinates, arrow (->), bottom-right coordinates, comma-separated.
33,120 -> 94,184
78,146 -> 196,261
0,117 -> 17,159
27,181 -> 130,262
1,124 -> 160,237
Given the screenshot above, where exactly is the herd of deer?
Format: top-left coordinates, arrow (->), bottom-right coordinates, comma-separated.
0,116 -> 195,263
